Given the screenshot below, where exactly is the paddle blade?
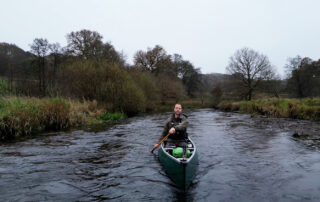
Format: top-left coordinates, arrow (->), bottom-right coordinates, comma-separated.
151,144 -> 159,153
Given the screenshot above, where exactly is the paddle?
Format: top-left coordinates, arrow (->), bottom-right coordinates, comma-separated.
151,133 -> 171,153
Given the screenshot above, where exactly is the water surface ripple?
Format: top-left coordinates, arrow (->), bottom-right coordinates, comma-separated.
1,109 -> 320,201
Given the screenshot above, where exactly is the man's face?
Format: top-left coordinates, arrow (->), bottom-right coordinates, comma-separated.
174,104 -> 182,115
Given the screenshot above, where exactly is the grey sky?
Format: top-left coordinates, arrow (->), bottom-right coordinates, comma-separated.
1,0 -> 319,76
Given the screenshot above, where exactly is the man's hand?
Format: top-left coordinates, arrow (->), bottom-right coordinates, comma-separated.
154,143 -> 159,149
169,127 -> 175,134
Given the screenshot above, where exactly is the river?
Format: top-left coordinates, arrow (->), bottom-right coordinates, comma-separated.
1,109 -> 320,201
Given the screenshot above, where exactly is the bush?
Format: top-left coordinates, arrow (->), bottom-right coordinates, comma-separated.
63,60 -> 147,115
129,71 -> 160,111
120,79 -> 146,115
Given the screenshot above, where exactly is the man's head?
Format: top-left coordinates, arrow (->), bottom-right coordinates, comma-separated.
174,103 -> 182,116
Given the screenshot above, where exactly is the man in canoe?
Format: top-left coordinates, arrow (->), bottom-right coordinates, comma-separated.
154,103 -> 189,148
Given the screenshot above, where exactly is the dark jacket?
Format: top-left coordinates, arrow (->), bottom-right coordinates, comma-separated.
162,113 -> 189,140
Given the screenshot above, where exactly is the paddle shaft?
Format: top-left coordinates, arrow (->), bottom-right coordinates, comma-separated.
151,133 -> 171,153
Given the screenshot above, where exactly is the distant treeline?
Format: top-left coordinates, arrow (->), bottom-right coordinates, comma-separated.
0,30 -> 320,114
0,29 -> 205,115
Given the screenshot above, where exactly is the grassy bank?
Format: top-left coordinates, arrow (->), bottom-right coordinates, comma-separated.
0,96 -> 212,141
0,97 -> 126,141
154,99 -> 212,112
218,98 -> 320,121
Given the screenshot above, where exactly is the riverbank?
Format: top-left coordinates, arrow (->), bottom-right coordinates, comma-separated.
0,97 -> 126,141
0,97 -> 210,141
217,98 -> 320,121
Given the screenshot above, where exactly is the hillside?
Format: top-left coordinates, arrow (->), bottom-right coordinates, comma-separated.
0,42 -> 33,77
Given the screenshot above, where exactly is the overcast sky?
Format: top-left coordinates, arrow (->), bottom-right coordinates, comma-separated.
1,0 -> 319,76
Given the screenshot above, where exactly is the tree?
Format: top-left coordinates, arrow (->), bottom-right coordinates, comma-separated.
30,38 -> 50,96
133,45 -> 170,73
156,75 -> 186,104
134,45 -> 203,98
226,47 -> 275,100
66,29 -> 124,66
66,29 -> 104,60
171,54 -> 203,97
178,62 -> 202,97
286,57 -> 320,98
102,42 -> 125,65
284,55 -> 302,78
48,43 -> 63,89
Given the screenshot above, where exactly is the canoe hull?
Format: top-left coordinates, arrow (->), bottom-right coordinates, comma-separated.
158,138 -> 198,191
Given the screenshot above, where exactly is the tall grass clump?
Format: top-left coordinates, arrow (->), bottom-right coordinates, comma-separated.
0,97 -> 110,141
217,101 -> 240,112
0,97 -> 42,140
41,98 -> 71,130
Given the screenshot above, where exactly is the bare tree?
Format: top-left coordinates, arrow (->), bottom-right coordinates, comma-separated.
30,38 -> 49,96
49,43 -> 62,87
226,47 -> 275,100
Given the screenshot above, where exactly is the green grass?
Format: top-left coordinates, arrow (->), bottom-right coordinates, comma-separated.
99,112 -> 126,121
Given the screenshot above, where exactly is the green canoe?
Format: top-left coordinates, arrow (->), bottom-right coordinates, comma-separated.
158,137 -> 198,191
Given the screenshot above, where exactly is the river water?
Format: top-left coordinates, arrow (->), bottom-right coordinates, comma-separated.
1,109 -> 320,201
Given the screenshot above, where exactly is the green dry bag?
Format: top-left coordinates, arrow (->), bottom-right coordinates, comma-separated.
186,149 -> 191,157
173,147 -> 192,158
173,147 -> 183,158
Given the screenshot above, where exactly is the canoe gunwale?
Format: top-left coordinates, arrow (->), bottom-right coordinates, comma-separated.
159,138 -> 197,164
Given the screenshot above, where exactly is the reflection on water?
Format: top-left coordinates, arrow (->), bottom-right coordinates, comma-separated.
1,109 -> 320,201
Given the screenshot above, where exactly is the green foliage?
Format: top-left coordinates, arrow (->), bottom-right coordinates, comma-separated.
99,112 -> 126,121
